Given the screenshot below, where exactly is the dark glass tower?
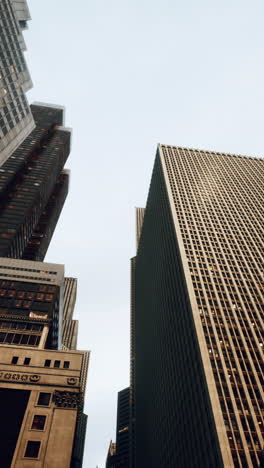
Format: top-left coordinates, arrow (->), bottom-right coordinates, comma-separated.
0,103 -> 70,260
116,387 -> 130,468
0,0 -> 35,165
106,387 -> 130,468
133,145 -> 264,468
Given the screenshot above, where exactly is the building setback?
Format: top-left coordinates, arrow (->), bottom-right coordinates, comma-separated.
133,145 -> 264,467
0,102 -> 70,260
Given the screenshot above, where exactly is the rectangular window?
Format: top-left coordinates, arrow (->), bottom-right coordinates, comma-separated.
36,293 -> 45,301
54,360 -> 60,368
37,393 -> 51,406
17,291 -> 25,299
13,334 -> 20,344
26,292 -> 35,300
45,294 -> 53,302
63,361 -> 70,369
31,415 -> 46,431
6,333 -> 13,343
0,333 -> 5,342
24,357 -> 31,365
11,356 -> 18,364
29,335 -> 37,346
21,335 -> 29,345
24,440 -> 40,458
44,359 -> 51,367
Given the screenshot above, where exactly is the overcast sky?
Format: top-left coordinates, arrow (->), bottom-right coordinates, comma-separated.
25,1 -> 264,466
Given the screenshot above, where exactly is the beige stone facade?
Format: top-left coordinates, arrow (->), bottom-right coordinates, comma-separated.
0,345 -> 89,467
0,258 -> 89,466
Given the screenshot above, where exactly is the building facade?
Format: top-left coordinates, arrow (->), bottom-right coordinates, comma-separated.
0,0 -> 35,165
106,387 -> 130,468
0,257 -> 89,467
133,145 -> 264,467
0,102 -> 70,260
106,441 -> 117,468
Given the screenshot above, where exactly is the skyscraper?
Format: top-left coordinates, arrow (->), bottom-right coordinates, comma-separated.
133,145 -> 264,467
0,0 -> 35,165
106,387 -> 130,468
0,1 -> 89,466
0,102 -> 70,260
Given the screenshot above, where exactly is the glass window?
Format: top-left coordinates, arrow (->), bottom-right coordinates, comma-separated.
44,359 -> 51,367
17,291 -> 25,299
45,294 -> 53,302
26,292 -> 35,300
29,335 -> 37,346
37,393 -> 51,406
24,441 -> 40,458
12,334 -> 20,344
0,333 -> 5,342
63,361 -> 70,369
36,293 -> 45,301
6,333 -> 13,343
54,360 -> 60,368
24,357 -> 31,365
31,415 -> 46,431
11,356 -> 18,364
21,335 -> 29,345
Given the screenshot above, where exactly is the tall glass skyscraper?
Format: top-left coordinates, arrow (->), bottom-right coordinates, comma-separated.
132,145 -> 264,467
0,0 -> 35,165
0,102 -> 70,260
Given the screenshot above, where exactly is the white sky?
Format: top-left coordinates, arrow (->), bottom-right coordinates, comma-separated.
25,1 -> 264,466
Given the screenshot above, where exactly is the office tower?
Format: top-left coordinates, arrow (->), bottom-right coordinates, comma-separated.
0,102 -> 70,260
106,441 -> 117,468
0,257 -> 89,467
0,0 -> 35,165
106,388 -> 130,468
128,208 -> 145,468
133,145 -> 264,467
115,387 -> 130,468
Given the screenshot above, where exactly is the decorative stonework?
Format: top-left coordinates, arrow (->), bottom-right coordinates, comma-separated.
0,371 -> 41,383
29,374 -> 40,382
67,377 -> 78,386
53,390 -> 81,409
